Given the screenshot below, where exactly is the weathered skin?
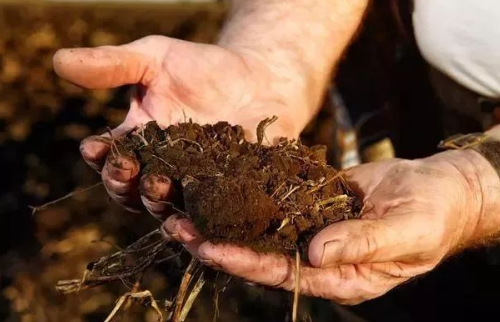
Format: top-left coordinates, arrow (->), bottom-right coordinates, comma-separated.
54,0 -> 500,305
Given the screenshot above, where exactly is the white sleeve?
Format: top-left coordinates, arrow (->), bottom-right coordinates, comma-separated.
413,0 -> 500,98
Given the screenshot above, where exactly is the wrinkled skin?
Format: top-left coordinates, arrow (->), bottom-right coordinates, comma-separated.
163,152 -> 487,304
53,35 -> 302,216
54,36 -> 499,305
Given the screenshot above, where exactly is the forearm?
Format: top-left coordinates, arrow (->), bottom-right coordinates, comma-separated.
449,149 -> 500,246
446,124 -> 500,247
218,0 -> 369,125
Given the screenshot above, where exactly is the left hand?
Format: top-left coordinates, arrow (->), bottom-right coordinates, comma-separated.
163,149 -> 500,304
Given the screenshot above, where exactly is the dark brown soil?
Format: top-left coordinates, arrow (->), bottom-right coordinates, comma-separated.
117,119 -> 362,255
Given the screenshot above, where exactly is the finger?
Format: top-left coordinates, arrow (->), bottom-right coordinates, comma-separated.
198,243 -> 294,287
102,153 -> 141,212
309,215 -> 427,267
162,216 -> 207,257
53,42 -> 158,89
80,125 -> 130,172
162,215 -> 199,243
80,136 -> 111,172
163,216 -> 405,304
197,243 -> 395,304
140,174 -> 176,221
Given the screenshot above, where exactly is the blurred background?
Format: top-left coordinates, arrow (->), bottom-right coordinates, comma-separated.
2,1 -> 500,322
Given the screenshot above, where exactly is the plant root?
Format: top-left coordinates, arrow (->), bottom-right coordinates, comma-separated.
104,290 -> 163,322
56,229 -> 174,294
29,182 -> 103,216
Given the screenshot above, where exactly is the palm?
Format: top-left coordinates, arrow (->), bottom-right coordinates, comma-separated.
96,36 -> 296,141
53,35 -> 301,214
163,157 -> 475,305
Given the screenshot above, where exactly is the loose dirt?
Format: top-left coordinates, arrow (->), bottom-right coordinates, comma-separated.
117,118 -> 362,256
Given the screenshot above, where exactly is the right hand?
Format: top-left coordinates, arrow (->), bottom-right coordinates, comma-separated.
53,35 -> 308,217
163,149 -> 500,304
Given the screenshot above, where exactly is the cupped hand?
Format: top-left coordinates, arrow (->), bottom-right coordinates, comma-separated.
163,149 -> 499,304
53,35 -> 305,215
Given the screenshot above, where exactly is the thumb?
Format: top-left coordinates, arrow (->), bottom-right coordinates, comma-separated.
308,216 -> 411,267
52,38 -> 165,89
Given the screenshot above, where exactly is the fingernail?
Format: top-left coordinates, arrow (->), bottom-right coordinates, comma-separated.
110,158 -> 136,171
321,240 -> 343,268
108,164 -> 138,182
160,225 -> 172,241
179,230 -> 196,243
179,220 -> 197,236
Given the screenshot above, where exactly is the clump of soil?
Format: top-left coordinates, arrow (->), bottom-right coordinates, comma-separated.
116,118 -> 362,255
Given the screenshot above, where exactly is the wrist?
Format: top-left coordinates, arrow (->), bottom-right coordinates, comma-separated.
442,149 -> 500,247
217,0 -> 368,132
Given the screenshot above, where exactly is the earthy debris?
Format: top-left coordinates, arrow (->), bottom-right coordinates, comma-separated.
117,118 -> 362,256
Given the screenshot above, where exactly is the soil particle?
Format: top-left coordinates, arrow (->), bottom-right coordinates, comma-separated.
117,120 -> 362,256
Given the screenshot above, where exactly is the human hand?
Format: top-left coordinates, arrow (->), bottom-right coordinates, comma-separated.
163,149 -> 500,304
53,35 -> 309,215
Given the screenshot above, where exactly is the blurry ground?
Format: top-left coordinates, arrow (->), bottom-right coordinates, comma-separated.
3,2 -> 500,322
0,2 -> 362,322
0,2 -> 275,322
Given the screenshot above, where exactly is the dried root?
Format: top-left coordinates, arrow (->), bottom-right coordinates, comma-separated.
29,182 -> 103,216
104,290 -> 164,322
173,257 -> 205,322
55,229 -> 208,322
56,229 -> 174,294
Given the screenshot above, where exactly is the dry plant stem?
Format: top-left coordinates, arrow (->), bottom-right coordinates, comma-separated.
152,154 -> 174,168
132,131 -> 150,147
257,115 -> 278,146
292,250 -> 300,322
171,138 -> 204,152
123,276 -> 143,317
179,271 -> 206,322
306,170 -> 346,195
56,229 -> 173,294
173,257 -> 200,322
107,127 -> 122,159
213,275 -> 232,322
29,182 -> 103,215
104,290 -> 163,322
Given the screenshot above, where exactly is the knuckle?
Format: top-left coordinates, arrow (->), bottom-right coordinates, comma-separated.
270,256 -> 294,290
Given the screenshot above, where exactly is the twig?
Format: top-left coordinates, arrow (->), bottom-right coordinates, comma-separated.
257,115 -> 278,146
292,250 -> 300,322
155,252 -> 182,264
173,257 -> 199,322
104,290 -> 163,322
270,181 -> 287,199
29,182 -> 103,216
123,276 -> 143,321
281,186 -> 301,202
179,271 -> 206,322
213,275 -> 232,322
158,138 -> 204,153
56,230 -> 172,294
132,131 -> 149,147
307,170 -> 346,195
316,194 -> 349,208
107,127 -> 122,159
152,154 -> 174,168
173,138 -> 204,152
